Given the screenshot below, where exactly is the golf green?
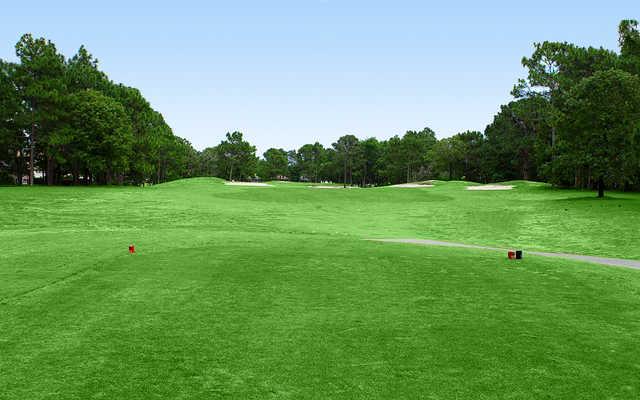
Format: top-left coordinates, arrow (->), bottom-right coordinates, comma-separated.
1,179 -> 639,399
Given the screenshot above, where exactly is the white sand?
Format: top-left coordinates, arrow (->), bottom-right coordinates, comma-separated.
390,183 -> 434,188
309,185 -> 361,189
466,184 -> 514,191
225,182 -> 273,187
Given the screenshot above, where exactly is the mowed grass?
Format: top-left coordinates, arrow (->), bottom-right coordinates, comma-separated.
1,178 -> 639,399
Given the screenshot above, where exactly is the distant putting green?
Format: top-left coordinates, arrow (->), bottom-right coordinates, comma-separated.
1,179 -> 639,399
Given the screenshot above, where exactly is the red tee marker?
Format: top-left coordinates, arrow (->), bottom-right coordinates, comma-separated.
129,244 -> 135,254
508,250 -> 515,260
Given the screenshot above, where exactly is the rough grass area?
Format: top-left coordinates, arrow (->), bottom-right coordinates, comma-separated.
1,178 -> 639,399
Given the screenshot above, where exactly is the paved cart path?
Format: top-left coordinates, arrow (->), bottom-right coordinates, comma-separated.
368,238 -> 640,270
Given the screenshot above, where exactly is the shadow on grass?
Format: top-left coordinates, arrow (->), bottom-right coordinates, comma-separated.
553,195 -> 634,202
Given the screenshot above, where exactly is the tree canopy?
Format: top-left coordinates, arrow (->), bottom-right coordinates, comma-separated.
3,20 -> 640,197
214,132 -> 258,181
559,70 -> 640,196
0,34 -> 197,185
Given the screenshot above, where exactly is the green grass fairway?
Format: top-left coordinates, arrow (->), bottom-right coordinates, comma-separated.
1,179 -> 640,399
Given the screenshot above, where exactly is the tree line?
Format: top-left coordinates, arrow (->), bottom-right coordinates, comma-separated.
2,20 -> 640,196
199,128 -> 441,187
0,34 -> 198,185
197,20 -> 640,196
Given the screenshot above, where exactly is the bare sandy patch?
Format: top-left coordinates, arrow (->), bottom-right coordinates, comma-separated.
225,182 -> 273,187
309,185 -> 344,189
309,185 -> 361,189
390,183 -> 434,188
466,184 -> 514,191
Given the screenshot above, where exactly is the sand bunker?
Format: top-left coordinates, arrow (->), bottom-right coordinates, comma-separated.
390,183 -> 434,188
225,182 -> 273,187
309,185 -> 361,189
466,185 -> 514,191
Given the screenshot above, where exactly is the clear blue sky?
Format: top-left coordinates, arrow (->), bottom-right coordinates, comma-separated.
1,1 -> 636,154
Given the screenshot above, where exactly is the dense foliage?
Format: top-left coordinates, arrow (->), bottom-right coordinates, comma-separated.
2,20 -> 640,195
0,34 -> 197,185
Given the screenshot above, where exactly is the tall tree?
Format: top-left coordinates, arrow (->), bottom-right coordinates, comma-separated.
215,131 -> 257,181
429,137 -> 464,180
107,85 -> 158,183
64,89 -> 134,184
456,131 -> 485,182
378,135 -> 404,184
559,69 -> 640,197
65,45 -> 108,92
296,142 -> 325,183
163,136 -> 198,182
0,60 -> 25,184
514,41 -> 618,177
259,148 -> 289,180
13,34 -> 66,185
401,128 -> 437,182
619,19 -> 640,76
483,98 -> 553,182
357,137 -> 382,186
515,41 -> 618,102
333,134 -> 359,187
198,147 -> 219,177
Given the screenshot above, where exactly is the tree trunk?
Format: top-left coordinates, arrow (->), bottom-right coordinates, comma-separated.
521,149 -> 530,180
362,163 -> 367,187
597,176 -> 605,198
550,125 -> 557,179
14,150 -> 22,185
229,164 -> 233,181
47,155 -> 55,186
29,123 -> 36,186
343,157 -> 347,188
